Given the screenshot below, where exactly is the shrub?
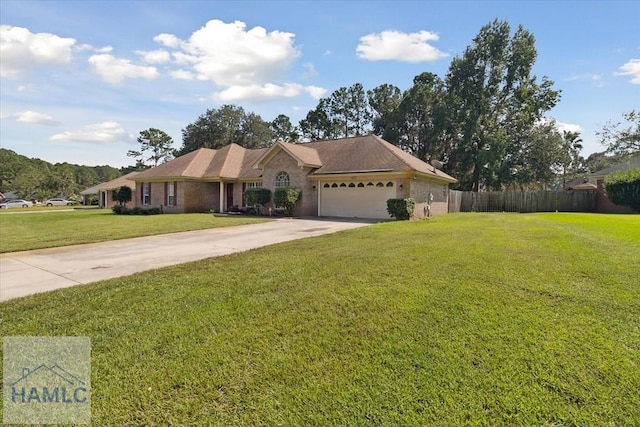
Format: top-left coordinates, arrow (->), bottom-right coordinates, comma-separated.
273,187 -> 302,216
245,187 -> 272,214
386,198 -> 416,220
604,167 -> 640,211
112,205 -> 127,214
112,205 -> 162,215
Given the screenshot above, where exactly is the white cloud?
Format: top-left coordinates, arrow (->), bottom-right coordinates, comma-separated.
136,49 -> 171,64
88,54 -> 159,84
156,19 -> 300,87
214,83 -> 310,102
304,85 -> 327,99
169,69 -> 195,80
615,58 -> 640,84
154,33 -> 182,49
565,73 -> 602,82
301,62 -> 318,78
75,44 -> 112,53
50,121 -> 134,143
357,30 -> 448,62
555,121 -> 583,134
15,111 -> 60,126
0,25 -> 76,78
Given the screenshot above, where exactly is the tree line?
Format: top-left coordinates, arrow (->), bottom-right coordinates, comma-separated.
0,148 -> 121,201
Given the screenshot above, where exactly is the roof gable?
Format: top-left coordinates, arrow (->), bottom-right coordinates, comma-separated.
253,141 -> 322,170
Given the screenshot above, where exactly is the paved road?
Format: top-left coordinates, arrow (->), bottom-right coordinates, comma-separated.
0,218 -> 376,302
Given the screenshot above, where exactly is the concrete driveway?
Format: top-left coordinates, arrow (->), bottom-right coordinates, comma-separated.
0,218 -> 376,302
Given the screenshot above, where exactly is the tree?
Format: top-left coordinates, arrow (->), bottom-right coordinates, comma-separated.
559,130 -> 584,188
299,83 -> 372,140
179,105 -> 273,155
392,72 -> 449,163
445,19 -> 561,191
299,98 -> 340,140
597,110 -> 640,155
367,84 -> 402,141
129,128 -> 174,167
112,186 -> 132,206
270,114 -> 299,142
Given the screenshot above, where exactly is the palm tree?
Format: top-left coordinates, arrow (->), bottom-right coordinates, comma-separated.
560,130 -> 584,188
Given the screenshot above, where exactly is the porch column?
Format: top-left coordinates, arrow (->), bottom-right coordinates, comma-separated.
219,181 -> 224,212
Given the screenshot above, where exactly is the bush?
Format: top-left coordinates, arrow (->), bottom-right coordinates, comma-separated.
245,187 -> 272,213
386,198 -> 416,220
112,205 -> 162,215
273,187 -> 302,216
112,205 -> 127,214
604,167 -> 640,211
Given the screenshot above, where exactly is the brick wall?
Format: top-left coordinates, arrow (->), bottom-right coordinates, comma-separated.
409,178 -> 450,218
262,150 -> 318,216
595,179 -> 635,213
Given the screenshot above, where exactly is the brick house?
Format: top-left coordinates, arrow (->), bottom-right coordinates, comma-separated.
94,172 -> 139,208
131,135 -> 457,219
589,156 -> 640,213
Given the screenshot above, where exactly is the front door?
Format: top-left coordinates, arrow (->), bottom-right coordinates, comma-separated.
226,183 -> 234,209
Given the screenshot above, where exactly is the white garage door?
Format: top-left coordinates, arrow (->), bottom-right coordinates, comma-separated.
320,181 -> 396,219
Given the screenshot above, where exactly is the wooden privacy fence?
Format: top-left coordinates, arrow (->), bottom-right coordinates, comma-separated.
448,190 -> 596,213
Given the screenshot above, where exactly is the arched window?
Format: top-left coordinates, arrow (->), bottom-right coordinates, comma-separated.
323,183 -> 330,188
348,183 -> 355,187
357,182 -> 365,188
275,171 -> 290,188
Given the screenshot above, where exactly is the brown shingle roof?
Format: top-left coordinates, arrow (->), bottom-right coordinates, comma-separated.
304,135 -> 457,182
134,148 -> 217,180
95,172 -> 140,190
132,135 -> 457,183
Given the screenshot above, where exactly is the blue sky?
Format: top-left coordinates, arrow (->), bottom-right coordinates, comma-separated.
1,1 -> 638,168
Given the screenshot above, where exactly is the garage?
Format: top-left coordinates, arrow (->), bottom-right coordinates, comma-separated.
319,180 -> 396,219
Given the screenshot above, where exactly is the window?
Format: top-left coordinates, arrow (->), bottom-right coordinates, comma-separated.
323,183 -> 330,188
386,182 -> 394,187
275,171 -> 290,188
357,182 -> 365,188
348,183 -> 355,187
246,182 -> 262,189
142,182 -> 150,205
166,182 -> 176,206
339,183 -> 347,187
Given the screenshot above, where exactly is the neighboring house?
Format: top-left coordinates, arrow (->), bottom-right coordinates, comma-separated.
79,184 -> 100,205
86,172 -> 139,208
589,155 -> 640,213
132,135 -> 457,219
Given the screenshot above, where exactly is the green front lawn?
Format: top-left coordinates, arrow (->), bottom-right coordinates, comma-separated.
1,213 -> 638,425
0,209 -> 269,253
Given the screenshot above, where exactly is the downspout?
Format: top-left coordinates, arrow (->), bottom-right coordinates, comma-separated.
219,181 -> 224,212
317,180 -> 321,216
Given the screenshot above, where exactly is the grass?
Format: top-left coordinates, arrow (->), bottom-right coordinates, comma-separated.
0,209 -> 269,253
1,213 -> 639,425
